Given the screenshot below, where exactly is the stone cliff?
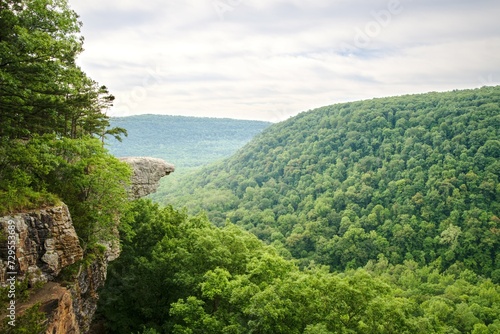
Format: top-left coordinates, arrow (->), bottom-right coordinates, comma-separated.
0,157 -> 174,333
0,205 -> 83,286
0,205 -> 84,332
120,157 -> 175,199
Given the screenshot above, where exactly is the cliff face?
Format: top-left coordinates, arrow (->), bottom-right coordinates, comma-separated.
0,205 -> 83,286
0,157 -> 174,333
28,283 -> 79,334
71,254 -> 109,333
0,205 -> 133,333
120,157 -> 175,199
0,205 -> 83,333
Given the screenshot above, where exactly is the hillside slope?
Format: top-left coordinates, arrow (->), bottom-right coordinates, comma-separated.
106,115 -> 271,168
158,86 -> 500,279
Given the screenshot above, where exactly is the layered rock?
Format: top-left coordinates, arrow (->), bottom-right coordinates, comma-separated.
0,205 -> 84,333
0,157 -> 174,333
0,205 -> 83,286
24,283 -> 80,334
44,285 -> 79,334
0,205 -> 110,334
71,254 -> 108,333
120,157 -> 175,199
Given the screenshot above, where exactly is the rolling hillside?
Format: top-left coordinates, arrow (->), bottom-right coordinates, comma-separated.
106,115 -> 271,168
98,87 -> 500,334
157,86 -> 500,279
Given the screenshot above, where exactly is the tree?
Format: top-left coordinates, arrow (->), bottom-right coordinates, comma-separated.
48,137 -> 131,246
0,0 -> 124,140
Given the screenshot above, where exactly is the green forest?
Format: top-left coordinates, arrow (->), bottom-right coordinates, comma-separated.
1,0 -> 500,333
106,115 -> 270,204
106,86 -> 500,333
97,199 -> 500,333
107,115 -> 270,168
0,1 -> 130,331
157,86 -> 500,280
0,0 -> 130,245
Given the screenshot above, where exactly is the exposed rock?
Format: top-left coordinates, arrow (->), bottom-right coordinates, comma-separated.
120,157 -> 175,199
0,206 -> 113,333
10,274 -> 110,334
0,157 -> 172,333
0,205 -> 83,286
99,235 -> 121,262
45,286 -> 80,334
0,206 -> 85,333
37,283 -> 80,334
70,253 -> 109,333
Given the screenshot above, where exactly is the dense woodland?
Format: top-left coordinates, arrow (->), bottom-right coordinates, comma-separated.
0,0 -> 130,247
157,86 -> 500,280
98,87 -> 500,333
1,1 -> 500,333
97,199 -> 500,334
107,115 -> 270,205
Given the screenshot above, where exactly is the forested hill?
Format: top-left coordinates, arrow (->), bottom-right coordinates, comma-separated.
159,86 -> 500,280
106,115 -> 271,168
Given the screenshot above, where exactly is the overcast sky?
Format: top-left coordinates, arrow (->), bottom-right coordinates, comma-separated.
68,0 -> 500,122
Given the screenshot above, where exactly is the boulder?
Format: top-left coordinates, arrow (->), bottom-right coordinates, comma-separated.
119,157 -> 175,199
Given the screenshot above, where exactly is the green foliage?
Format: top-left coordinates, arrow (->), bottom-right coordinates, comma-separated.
59,244 -> 107,283
47,136 -> 131,246
3,3 -> 500,333
364,258 -> 500,333
0,135 -> 131,246
0,136 -> 60,213
0,276 -> 30,310
139,328 -> 160,334
158,86 -> 500,278
0,0 -> 130,249
0,136 -> 130,252
98,200 -> 500,333
106,115 -> 270,203
1,303 -> 47,334
0,0 -> 125,140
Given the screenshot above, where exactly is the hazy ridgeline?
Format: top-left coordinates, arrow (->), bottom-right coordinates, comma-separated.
107,115 -> 271,168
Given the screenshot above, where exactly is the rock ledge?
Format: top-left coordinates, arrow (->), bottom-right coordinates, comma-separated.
119,157 -> 175,199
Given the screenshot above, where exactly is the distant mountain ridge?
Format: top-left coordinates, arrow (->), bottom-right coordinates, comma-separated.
106,114 -> 271,169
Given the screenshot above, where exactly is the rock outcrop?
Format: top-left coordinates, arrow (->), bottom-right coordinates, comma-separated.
120,157 -> 175,199
24,283 -> 80,334
0,205 -> 83,286
0,205 -> 111,334
44,285 -> 79,334
70,253 -> 109,333
0,157 -> 174,333
0,205 -> 84,333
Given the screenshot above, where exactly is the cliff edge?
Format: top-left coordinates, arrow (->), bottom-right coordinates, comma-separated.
0,205 -> 83,286
0,157 -> 174,333
120,157 -> 175,199
0,205 -> 84,332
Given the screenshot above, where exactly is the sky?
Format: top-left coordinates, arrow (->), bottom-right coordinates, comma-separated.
68,0 -> 500,122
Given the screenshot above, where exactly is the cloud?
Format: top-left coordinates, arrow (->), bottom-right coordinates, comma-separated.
68,0 -> 500,121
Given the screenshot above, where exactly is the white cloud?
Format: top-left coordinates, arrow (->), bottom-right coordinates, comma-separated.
68,0 -> 500,121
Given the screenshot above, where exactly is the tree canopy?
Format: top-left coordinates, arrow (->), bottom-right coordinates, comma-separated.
0,0 -> 125,140
0,0 -> 130,246
107,115 -> 270,169
97,199 -> 500,334
3,1 -> 500,333
96,87 -> 500,334
158,86 -> 500,280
